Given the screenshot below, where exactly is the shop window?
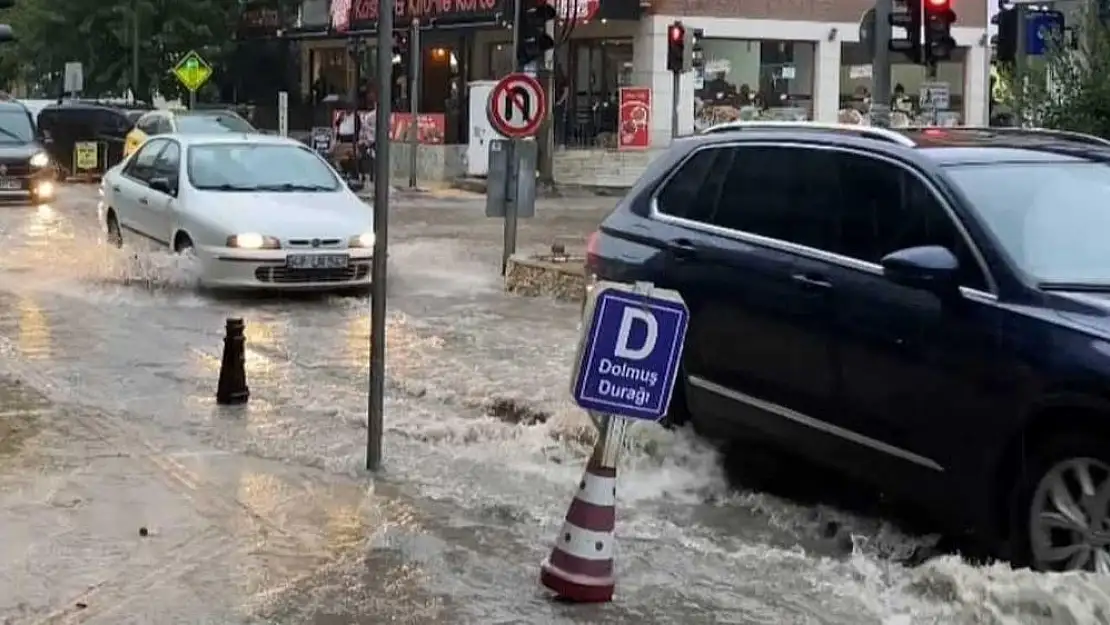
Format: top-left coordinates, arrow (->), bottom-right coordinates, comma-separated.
694,39 -> 816,132
839,43 -> 966,126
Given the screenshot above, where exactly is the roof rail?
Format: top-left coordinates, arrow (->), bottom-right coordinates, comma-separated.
955,126 -> 1110,147
701,120 -> 916,147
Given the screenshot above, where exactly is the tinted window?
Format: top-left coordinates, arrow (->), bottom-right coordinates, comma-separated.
187,143 -> 339,191
710,146 -> 837,249
655,148 -> 731,221
835,153 -> 987,290
0,108 -> 35,143
126,138 -> 166,180
176,114 -> 254,134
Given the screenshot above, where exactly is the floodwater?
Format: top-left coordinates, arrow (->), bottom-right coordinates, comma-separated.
0,187 -> 1106,624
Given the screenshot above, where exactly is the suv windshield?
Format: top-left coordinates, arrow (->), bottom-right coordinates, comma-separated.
0,109 -> 35,143
176,113 -> 254,134
947,161 -> 1110,285
188,143 -> 340,191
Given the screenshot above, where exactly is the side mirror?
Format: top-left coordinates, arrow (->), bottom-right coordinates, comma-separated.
880,245 -> 961,294
148,176 -> 176,196
347,178 -> 365,192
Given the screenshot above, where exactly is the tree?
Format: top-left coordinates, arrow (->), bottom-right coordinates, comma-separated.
1005,9 -> 1110,137
0,0 -> 297,102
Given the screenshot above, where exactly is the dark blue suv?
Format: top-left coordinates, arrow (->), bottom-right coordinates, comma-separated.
587,124 -> 1110,573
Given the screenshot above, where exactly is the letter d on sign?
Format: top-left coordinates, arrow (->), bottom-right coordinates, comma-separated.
614,307 -> 657,361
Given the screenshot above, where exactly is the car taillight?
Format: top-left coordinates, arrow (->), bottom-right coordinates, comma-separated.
586,230 -> 600,257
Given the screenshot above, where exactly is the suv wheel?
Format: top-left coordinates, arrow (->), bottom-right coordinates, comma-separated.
1010,434 -> 1110,572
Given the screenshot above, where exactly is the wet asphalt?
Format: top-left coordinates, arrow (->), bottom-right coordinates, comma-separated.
0,185 -> 1108,624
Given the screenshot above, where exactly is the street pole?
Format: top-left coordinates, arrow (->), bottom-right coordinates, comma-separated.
189,90 -> 196,109
408,19 -> 420,189
131,0 -> 139,103
367,0 -> 394,472
670,71 -> 680,139
500,0 -> 523,275
1014,4 -> 1027,127
871,0 -> 893,128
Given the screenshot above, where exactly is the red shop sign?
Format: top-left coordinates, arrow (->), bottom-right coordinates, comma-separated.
618,87 -> 651,150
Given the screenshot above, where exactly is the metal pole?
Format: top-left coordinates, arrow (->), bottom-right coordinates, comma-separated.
871,0 -> 893,128
188,90 -> 196,110
500,0 -> 524,276
408,20 -> 420,189
131,0 -> 139,102
367,0 -> 393,472
501,141 -> 518,275
1015,5 -> 1027,127
670,71 -> 680,139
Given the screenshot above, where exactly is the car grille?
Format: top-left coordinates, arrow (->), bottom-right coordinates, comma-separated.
0,161 -> 31,177
254,262 -> 370,284
285,238 -> 343,249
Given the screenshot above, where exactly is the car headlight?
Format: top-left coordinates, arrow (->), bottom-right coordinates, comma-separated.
349,232 -> 375,248
29,152 -> 49,168
226,233 -> 281,249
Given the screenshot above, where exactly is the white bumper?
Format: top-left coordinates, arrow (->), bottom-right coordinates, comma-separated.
196,245 -> 374,290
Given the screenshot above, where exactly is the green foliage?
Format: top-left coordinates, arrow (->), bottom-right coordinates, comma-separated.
0,0 -> 296,101
1005,8 -> 1110,137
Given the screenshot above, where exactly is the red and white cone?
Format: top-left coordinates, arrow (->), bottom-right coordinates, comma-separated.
540,441 -> 620,602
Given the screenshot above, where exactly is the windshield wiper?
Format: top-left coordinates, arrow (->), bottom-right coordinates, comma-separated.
0,127 -> 26,143
254,183 -> 335,191
203,183 -> 261,191
1039,281 -> 1110,292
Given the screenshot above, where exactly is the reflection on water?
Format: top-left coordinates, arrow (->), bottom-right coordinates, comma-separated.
345,311 -> 369,370
243,317 -> 284,379
16,295 -> 50,360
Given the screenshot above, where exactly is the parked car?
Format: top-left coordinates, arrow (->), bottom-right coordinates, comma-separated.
586,122 -> 1110,573
124,109 -> 256,158
99,133 -> 372,290
0,100 -> 56,203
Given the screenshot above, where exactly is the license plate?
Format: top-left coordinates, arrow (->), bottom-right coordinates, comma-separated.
0,178 -> 21,190
286,254 -> 348,269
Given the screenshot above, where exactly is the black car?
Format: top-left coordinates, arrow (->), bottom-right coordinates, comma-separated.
587,123 -> 1110,573
37,101 -> 137,176
0,101 -> 55,204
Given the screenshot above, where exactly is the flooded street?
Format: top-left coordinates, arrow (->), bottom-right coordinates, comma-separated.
0,185 -> 1108,624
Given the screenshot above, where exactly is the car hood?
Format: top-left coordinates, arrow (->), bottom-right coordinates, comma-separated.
1051,291 -> 1110,334
192,190 -> 372,240
0,143 -> 41,159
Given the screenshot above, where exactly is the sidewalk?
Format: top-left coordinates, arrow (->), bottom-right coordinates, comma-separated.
0,377 -> 452,624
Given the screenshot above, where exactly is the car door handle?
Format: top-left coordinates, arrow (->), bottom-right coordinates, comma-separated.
111,185 -> 120,192
665,238 -> 699,259
138,197 -> 148,205
791,273 -> 832,288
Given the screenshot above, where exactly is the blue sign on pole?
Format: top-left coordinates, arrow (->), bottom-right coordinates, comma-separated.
571,283 -> 689,422
1026,11 -> 1065,56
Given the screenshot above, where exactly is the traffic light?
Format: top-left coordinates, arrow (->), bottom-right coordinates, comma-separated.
995,7 -> 1016,63
0,0 -> 13,9
923,0 -> 957,63
888,0 -> 923,63
667,21 -> 685,73
516,0 -> 556,68
691,28 -> 705,72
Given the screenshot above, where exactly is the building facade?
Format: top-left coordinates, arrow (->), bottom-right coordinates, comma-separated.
237,0 -> 990,184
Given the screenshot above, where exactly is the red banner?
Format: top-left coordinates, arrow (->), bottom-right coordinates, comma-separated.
390,113 -> 446,144
330,111 -> 446,144
618,87 -> 651,150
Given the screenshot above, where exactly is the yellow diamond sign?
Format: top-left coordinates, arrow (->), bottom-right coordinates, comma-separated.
172,51 -> 212,92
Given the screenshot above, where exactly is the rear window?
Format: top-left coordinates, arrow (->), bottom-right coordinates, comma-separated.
176,114 -> 254,134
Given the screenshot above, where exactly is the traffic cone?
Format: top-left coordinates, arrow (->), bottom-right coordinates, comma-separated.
216,318 -> 249,405
540,443 -> 618,602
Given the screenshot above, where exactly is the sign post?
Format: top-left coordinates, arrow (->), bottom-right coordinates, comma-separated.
409,19 -> 421,189
172,50 -> 213,109
278,91 -> 289,137
486,72 -> 546,275
540,281 -> 689,603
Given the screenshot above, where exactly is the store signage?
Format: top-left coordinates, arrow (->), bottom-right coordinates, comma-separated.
350,0 -> 507,27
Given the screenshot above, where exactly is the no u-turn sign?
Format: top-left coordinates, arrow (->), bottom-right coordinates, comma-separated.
487,72 -> 547,139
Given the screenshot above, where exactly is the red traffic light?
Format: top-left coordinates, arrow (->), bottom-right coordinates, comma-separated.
669,24 -> 684,42
925,0 -> 950,9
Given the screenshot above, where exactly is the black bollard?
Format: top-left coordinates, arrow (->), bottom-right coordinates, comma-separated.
216,318 -> 250,405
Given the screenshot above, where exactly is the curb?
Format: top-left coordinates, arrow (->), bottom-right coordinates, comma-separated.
452,177 -> 630,199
